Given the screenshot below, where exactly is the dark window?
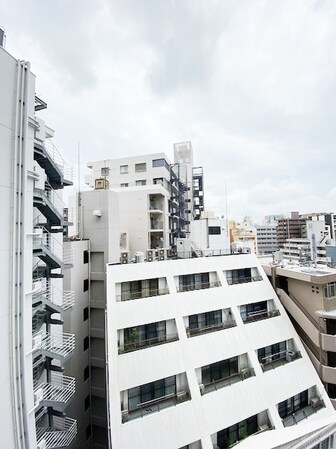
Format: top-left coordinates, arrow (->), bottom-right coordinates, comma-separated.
86,425 -> 92,440
257,341 -> 286,363
83,250 -> 89,264
128,376 -> 176,410
209,226 -> 221,235
327,383 -> 336,398
83,307 -> 89,322
217,415 -> 258,448
84,336 -> 89,351
83,279 -> 89,292
189,310 -> 222,329
226,268 -> 252,285
278,390 -> 308,419
84,366 -> 89,381
124,321 -> 166,346
179,272 -> 210,291
202,357 -> 238,385
101,167 -> 109,177
240,301 -> 267,322
326,319 -> 336,335
327,351 -> 336,368
152,158 -> 169,170
84,395 -> 91,411
135,162 -> 146,172
121,278 -> 160,301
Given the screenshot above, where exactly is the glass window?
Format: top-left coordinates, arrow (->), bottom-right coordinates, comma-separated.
101,167 -> 109,176
83,250 -> 89,264
83,336 -> 89,351
128,376 -> 176,410
83,279 -> 89,292
120,183 -> 128,187
135,163 -> 146,172
152,158 -> 169,170
120,165 -> 128,174
202,357 -> 238,384
136,179 -> 146,186
83,307 -> 89,322
209,226 -> 221,235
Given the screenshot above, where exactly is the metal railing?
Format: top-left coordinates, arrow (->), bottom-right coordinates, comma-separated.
242,309 -> 280,324
149,202 -> 164,211
282,399 -> 325,427
118,333 -> 179,354
177,280 -> 221,293
118,287 -> 169,302
150,221 -> 164,230
33,226 -> 73,265
36,416 -> 77,448
200,368 -> 256,395
33,331 -> 75,359
33,280 -> 75,311
44,182 -> 66,216
44,139 -> 73,182
186,320 -> 236,337
227,275 -> 263,285
122,390 -> 190,422
34,372 -> 75,405
261,351 -> 301,372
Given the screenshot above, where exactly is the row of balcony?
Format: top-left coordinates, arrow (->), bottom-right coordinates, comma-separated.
117,268 -> 263,302
33,280 -> 75,313
33,331 -> 75,362
117,302 -> 281,354
36,416 -> 77,449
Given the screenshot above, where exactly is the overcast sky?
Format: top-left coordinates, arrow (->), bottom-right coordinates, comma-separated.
2,0 -> 336,222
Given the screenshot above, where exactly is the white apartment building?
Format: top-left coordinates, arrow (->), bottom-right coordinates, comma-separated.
105,254 -> 336,449
0,42 -> 76,449
261,257 -> 336,409
83,142 -> 205,255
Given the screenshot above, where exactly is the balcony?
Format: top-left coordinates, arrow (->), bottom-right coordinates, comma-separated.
186,320 -> 236,337
34,373 -> 75,410
177,280 -> 221,293
149,202 -> 164,212
117,278 -> 169,301
150,220 -> 164,230
36,417 -> 77,449
200,368 -> 256,395
33,331 -> 75,362
118,332 -> 179,354
260,350 -> 301,372
242,309 -> 280,324
122,390 -> 190,423
227,275 -> 263,285
282,398 -> 325,427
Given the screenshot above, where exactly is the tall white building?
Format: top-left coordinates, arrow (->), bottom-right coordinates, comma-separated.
0,43 -> 76,449
105,254 -> 336,449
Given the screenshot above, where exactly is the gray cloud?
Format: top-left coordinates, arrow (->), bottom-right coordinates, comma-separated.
2,0 -> 336,222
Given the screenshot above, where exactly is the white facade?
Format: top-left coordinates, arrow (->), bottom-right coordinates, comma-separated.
189,217 -> 230,256
0,44 -> 76,449
105,254 -> 336,449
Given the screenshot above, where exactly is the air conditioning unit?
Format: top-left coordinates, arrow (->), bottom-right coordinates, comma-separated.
34,387 -> 44,405
37,440 -> 47,449
268,310 -> 279,317
146,250 -> 154,262
120,252 -> 129,264
240,368 -> 251,380
285,350 -> 295,362
310,397 -> 322,409
121,409 -> 129,423
176,390 -> 188,403
199,384 -> 205,395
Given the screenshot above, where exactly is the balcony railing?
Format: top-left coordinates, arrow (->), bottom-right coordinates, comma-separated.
149,202 -> 163,211
227,275 -> 263,285
282,399 -> 325,427
186,320 -> 236,337
261,350 -> 301,372
118,332 -> 179,354
122,390 -> 190,422
33,226 -> 73,266
44,139 -> 74,183
33,281 -> 75,311
200,368 -> 256,395
33,331 -> 75,360
36,416 -> 77,448
242,309 -> 280,324
34,373 -> 75,406
117,287 -> 169,302
177,280 -> 221,293
150,221 -> 164,230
